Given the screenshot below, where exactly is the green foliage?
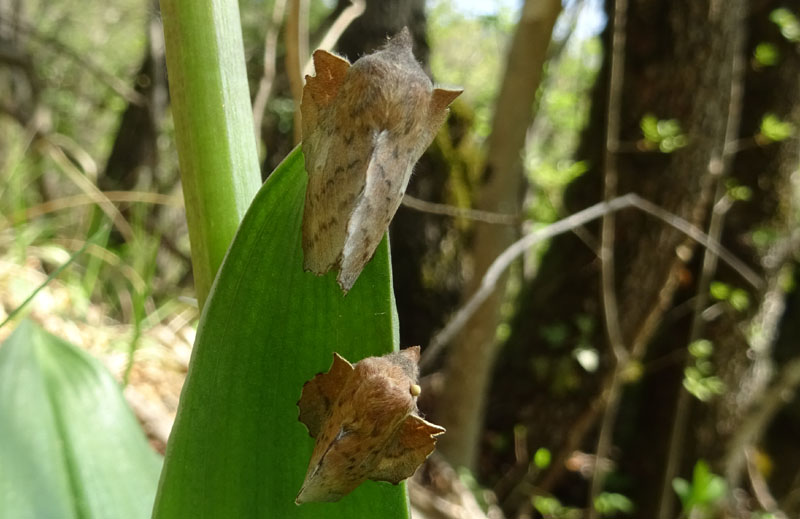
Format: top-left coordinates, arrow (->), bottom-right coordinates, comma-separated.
684,340 -> 725,402
533,447 -> 552,470
759,113 -> 795,143
640,114 -> 689,152
152,148 -> 409,518
532,495 -> 582,519
672,460 -> 727,517
541,322 -> 569,347
428,0 -> 517,139
753,42 -> 780,67
709,281 -> 751,312
770,8 -> 800,42
594,492 -> 634,516
526,37 -> 601,226
0,320 -> 161,518
725,179 -> 753,202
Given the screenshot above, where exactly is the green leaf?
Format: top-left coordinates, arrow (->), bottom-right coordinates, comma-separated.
759,113 -> 795,143
672,477 -> 690,506
770,8 -> 800,42
729,289 -> 751,312
688,339 -> 713,358
0,320 -> 162,519
594,492 -> 634,515
152,147 -> 408,518
533,448 -> 552,470
754,42 -> 780,66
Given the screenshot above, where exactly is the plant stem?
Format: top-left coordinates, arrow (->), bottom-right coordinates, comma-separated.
160,0 -> 261,308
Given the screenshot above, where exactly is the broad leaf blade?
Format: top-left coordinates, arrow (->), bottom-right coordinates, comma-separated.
153,147 -> 408,518
0,320 -> 162,519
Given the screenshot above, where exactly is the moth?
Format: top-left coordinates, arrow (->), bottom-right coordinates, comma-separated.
300,27 -> 462,292
295,346 -> 445,503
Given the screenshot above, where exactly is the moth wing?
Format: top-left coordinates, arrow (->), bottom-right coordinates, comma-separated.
297,353 -> 354,437
301,50 -> 360,275
337,129 -> 416,291
301,49 -> 350,136
368,414 -> 446,484
302,85 -> 382,278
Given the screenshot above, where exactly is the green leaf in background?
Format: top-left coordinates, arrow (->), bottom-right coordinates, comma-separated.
0,319 -> 162,519
152,147 -> 409,518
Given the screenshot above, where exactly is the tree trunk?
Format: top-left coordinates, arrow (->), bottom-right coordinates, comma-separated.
485,0 -> 758,516
435,0 -> 562,471
101,0 -> 167,192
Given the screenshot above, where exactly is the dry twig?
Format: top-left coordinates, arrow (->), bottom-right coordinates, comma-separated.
402,194 -> 520,225
252,0 -> 288,135
419,193 -> 762,372
589,0 -> 629,513
285,0 -> 309,145
301,0 -> 365,77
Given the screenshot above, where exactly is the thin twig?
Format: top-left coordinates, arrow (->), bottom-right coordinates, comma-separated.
589,0 -> 629,512
724,356 -> 800,481
745,447 -> 788,518
252,0 -> 288,135
302,0 -> 365,77
285,0 -> 309,145
419,193 -> 762,371
401,194 -> 520,225
599,0 -> 628,366
657,190 -> 732,519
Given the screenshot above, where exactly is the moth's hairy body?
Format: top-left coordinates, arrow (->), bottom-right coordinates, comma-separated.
300,28 -> 461,292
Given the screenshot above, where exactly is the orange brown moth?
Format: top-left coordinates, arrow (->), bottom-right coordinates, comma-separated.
300,27 -> 462,292
295,346 -> 445,503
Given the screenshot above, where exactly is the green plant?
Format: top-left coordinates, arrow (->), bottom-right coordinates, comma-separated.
684,340 -> 726,402
161,0 -> 262,308
152,0 -> 410,514
672,460 -> 727,517
0,320 -> 161,518
640,114 -> 689,152
151,148 -> 409,518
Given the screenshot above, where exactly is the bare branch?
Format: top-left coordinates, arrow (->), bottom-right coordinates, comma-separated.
588,0 -> 630,511
745,447 -> 788,518
401,194 -> 520,225
302,0 -> 365,77
724,357 -> 800,482
252,0 -> 288,135
419,193 -> 762,372
285,0 -> 309,145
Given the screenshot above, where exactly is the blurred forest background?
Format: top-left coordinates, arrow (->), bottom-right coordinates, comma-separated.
2,0 -> 800,517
